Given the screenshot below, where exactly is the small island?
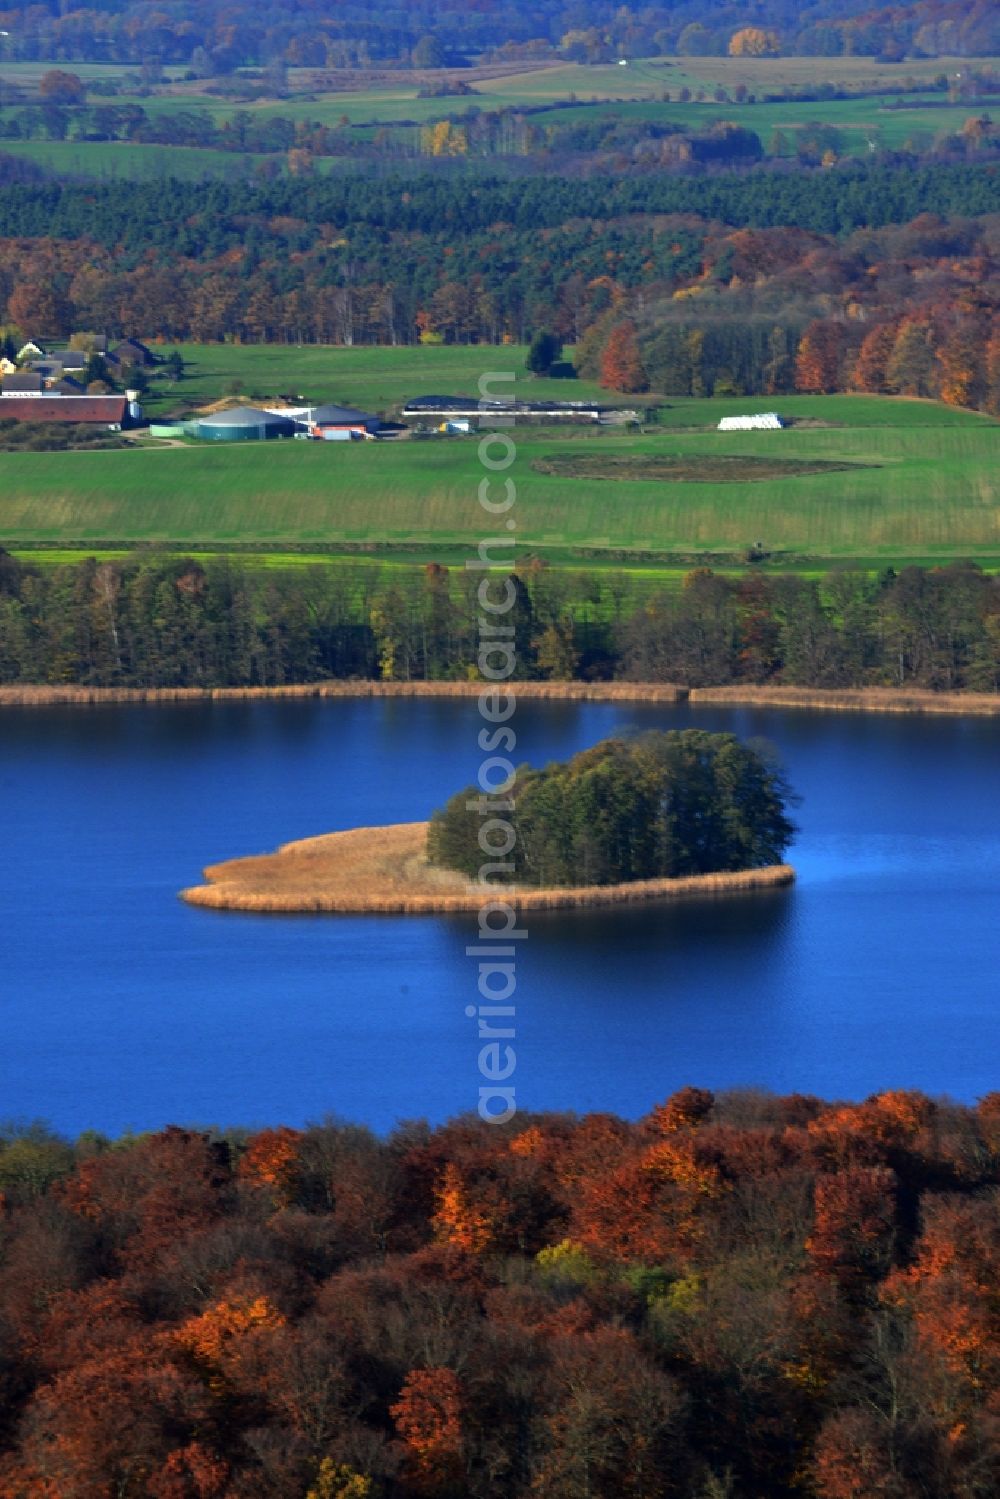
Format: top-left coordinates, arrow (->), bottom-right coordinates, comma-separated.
180,730 -> 797,914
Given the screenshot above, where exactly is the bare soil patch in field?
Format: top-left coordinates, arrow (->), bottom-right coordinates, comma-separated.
531,453 -> 867,483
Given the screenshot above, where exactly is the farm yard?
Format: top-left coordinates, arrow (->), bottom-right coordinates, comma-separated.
2,395 -> 996,575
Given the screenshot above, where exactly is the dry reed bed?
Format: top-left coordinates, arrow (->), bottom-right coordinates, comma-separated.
1,683 -> 1000,716
688,685 -> 1000,716
0,681 -> 688,708
2,681 -> 997,715
180,820 -> 795,915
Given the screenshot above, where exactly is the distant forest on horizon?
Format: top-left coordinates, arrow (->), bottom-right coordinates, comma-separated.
0,0 -> 997,66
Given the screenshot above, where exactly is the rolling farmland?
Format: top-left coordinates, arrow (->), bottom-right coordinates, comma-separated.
2,52 -> 994,181
1,397 -> 996,569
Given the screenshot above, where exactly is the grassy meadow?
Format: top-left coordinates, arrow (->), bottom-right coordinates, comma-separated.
528,94 -> 987,154
144,347 -> 996,425
0,139 -> 273,180
1,396 -> 996,570
144,342 -> 630,417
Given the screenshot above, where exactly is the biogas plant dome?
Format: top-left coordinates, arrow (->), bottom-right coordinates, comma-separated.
196,406 -> 297,442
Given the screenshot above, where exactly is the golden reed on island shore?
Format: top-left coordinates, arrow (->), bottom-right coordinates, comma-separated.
179,820 -> 795,916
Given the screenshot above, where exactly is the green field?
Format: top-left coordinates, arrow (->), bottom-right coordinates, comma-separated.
524,94 -> 986,154
1,396 -> 996,569
117,54 -> 995,125
146,347 -> 1000,425
0,139 -> 274,181
145,343 -> 634,417
0,92 -> 981,181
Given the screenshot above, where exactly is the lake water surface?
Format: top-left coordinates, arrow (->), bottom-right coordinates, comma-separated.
2,697 -> 998,1135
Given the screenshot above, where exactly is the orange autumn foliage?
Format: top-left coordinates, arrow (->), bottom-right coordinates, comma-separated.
795,319 -> 843,392
850,321 -> 899,393
806,1167 -> 897,1288
937,321 -> 986,408
599,319 -> 647,392
390,1367 -> 464,1495
887,1193 -> 1000,1394
642,1136 -> 725,1196
570,1132 -> 726,1264
2,1102 -> 1000,1496
0,1340 -> 210,1498
174,1293 -> 285,1373
508,1125 -> 547,1158
237,1125 -> 303,1203
812,1407 -> 900,1499
431,1161 -> 492,1254
648,1086 -> 715,1136
148,1443 -> 231,1499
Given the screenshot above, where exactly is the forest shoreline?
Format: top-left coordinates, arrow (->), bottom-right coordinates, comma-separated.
179,820 -> 795,915
3,680 -> 1000,716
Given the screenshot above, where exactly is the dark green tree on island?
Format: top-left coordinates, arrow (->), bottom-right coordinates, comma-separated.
428,729 -> 796,887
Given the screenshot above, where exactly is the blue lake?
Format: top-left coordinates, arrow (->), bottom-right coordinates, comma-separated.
2,697 -> 998,1135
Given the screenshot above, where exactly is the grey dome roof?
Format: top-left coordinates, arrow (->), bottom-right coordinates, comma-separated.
199,405 -> 294,427
311,404 -> 379,424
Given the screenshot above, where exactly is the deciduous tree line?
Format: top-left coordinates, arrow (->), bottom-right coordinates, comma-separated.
1,553 -> 998,693
1,1087 -> 999,1495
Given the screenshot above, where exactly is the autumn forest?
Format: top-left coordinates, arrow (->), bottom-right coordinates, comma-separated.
0,1089 -> 998,1497
3,166 -> 1000,414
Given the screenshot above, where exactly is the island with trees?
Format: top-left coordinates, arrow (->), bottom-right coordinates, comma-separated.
181,730 -> 796,913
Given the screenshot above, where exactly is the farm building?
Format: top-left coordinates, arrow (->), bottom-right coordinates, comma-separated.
310,403 -> 382,437
196,406 -> 297,442
0,396 -> 137,428
401,395 -> 638,425
27,361 -> 71,382
38,351 -> 88,375
717,413 -> 785,431
263,402 -> 383,436
1,372 -> 46,394
313,401 -> 379,431
109,338 -> 156,369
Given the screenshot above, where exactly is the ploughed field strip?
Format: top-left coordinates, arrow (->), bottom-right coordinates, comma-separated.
180,821 -> 794,915
530,453 -> 870,483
